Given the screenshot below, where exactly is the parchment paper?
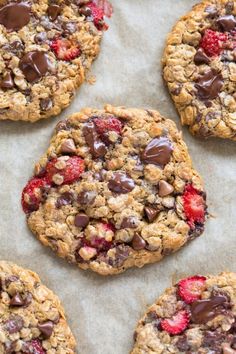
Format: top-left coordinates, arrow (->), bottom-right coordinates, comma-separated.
0,1 -> 236,353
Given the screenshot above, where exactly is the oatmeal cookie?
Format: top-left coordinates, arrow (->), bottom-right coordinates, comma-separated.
21,105 -> 207,275
131,272 -> 236,354
0,0 -> 112,122
163,0 -> 236,140
0,261 -> 76,353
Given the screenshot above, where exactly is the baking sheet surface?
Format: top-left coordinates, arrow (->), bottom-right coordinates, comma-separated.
0,1 -> 236,353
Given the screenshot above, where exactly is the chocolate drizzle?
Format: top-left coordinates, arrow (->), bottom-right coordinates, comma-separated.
19,51 -> 51,83
0,2 -> 31,31
141,137 -> 173,167
83,122 -> 107,158
190,294 -> 229,324
195,69 -> 223,100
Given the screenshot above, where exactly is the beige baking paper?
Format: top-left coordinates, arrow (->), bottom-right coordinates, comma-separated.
0,1 -> 236,353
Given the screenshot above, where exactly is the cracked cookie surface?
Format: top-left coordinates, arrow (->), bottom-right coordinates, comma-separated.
22,105 -> 207,276
0,261 -> 76,353
163,0 -> 236,140
0,0 -> 111,122
131,272 -> 236,354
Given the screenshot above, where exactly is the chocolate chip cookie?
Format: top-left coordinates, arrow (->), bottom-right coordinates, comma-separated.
22,105 -> 207,275
0,0 -> 112,122
163,0 -> 236,140
131,272 -> 236,354
0,261 -> 76,352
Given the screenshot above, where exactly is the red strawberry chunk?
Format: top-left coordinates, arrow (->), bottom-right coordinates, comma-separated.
200,29 -> 228,57
182,184 -> 205,228
24,339 -> 45,354
94,117 -> 122,143
50,38 -> 81,61
178,275 -> 206,304
87,2 -> 107,30
161,310 -> 190,335
21,177 -> 49,214
46,156 -> 85,185
93,0 -> 113,17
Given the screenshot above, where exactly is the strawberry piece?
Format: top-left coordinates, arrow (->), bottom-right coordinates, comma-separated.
161,310 -> 190,335
50,38 -> 81,61
200,29 -> 227,57
178,275 -> 206,304
22,177 -> 49,214
87,2 -> 107,30
93,0 -> 113,17
182,184 -> 205,228
46,156 -> 85,185
24,339 -> 45,354
93,116 -> 122,143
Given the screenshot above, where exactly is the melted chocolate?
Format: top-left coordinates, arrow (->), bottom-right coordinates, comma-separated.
19,51 -> 50,83
83,122 -> 107,158
195,69 -> 223,100
1,72 -> 14,89
141,137 -> 173,167
216,15 -> 236,32
191,294 -> 229,324
0,2 -> 31,31
47,4 -> 61,21
108,172 -> 135,194
194,49 -> 210,65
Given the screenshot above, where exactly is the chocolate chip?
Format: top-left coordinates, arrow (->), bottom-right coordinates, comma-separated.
10,292 -> 25,306
171,84 -> 182,96
0,3 -> 31,31
34,32 -> 47,44
55,120 -> 71,132
93,169 -> 106,181
108,172 -> 135,194
190,294 -> 230,324
47,4 -> 61,21
83,122 -> 107,158
5,275 -> 19,287
141,137 -> 173,168
60,139 -> 76,154
110,245 -> 130,267
23,292 -> 32,307
225,1 -> 234,14
74,213 -> 89,228
77,190 -> 96,206
1,72 -> 14,89
194,49 -> 210,65
120,216 -> 139,229
202,330 -> 226,350
131,233 -> 146,250
79,6 -> 92,17
216,15 -> 236,32
38,321 -> 54,339
158,180 -> 174,197
5,315 -> 24,334
144,206 -> 159,222
195,69 -> 223,100
40,98 -> 53,111
19,51 -> 51,83
5,341 -> 17,353
188,223 -> 204,240
62,22 -> 78,34
56,192 -> 74,208
176,335 -> 191,351
205,5 -> 219,18
5,40 -> 25,55
143,311 -> 159,325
